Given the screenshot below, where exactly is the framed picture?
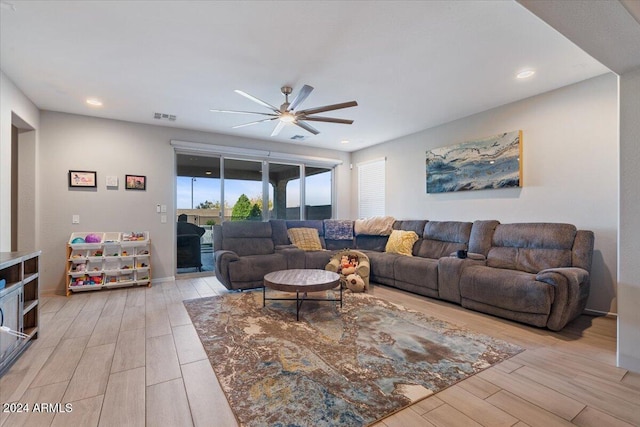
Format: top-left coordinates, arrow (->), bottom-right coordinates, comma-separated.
69,170 -> 97,188
125,174 -> 146,190
426,130 -> 522,193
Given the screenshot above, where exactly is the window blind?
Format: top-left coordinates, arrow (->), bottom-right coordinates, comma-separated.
358,158 -> 385,218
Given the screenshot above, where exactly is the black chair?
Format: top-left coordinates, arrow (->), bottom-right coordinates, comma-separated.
177,221 -> 206,271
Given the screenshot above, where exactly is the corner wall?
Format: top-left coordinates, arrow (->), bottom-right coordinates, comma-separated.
38,111 -> 352,295
351,73 -> 618,314
0,71 -> 40,251
618,66 -> 640,371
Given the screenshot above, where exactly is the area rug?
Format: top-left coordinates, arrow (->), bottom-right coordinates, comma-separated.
184,291 -> 522,427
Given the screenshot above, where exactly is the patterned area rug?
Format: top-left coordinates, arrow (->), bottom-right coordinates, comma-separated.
184,291 -> 522,427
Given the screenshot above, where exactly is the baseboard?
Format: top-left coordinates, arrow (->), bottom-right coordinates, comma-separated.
618,354 -> 640,373
152,276 -> 175,284
584,308 -> 618,318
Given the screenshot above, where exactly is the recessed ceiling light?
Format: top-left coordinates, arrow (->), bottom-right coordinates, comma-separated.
516,70 -> 536,79
205,171 -> 212,175
340,140 -> 350,144
86,98 -> 103,107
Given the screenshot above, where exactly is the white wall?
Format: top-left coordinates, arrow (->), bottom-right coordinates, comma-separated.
618,66 -> 640,371
351,73 -> 618,314
0,71 -> 40,251
38,111 -> 352,295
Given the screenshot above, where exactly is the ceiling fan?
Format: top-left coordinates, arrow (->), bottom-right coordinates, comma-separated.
210,85 -> 357,137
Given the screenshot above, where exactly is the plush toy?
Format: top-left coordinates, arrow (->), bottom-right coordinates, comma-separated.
342,265 -> 356,275
345,274 -> 365,293
75,263 -> 86,272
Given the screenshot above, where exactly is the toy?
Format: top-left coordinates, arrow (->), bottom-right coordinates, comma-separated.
85,233 -> 102,243
345,274 -> 366,292
71,237 -> 85,244
74,263 -> 86,272
339,254 -> 359,276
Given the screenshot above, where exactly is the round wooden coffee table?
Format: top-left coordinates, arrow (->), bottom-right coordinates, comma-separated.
263,269 -> 341,320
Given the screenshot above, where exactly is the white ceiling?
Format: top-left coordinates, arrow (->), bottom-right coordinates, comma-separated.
0,0 -> 611,152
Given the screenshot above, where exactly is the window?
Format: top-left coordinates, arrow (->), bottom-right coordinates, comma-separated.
305,167 -> 332,220
268,163 -> 300,220
172,140 -> 340,222
358,158 -> 385,218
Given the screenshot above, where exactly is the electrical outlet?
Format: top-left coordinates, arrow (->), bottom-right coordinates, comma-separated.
161,215 -> 167,223
72,215 -> 80,224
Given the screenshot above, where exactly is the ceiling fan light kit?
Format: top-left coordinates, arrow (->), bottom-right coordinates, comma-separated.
212,85 -> 357,137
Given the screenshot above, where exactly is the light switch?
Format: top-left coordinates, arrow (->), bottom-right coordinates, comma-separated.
72,215 -> 80,224
160,204 -> 167,213
161,215 -> 167,223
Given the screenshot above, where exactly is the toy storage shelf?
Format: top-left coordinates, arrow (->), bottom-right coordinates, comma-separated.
0,250 -> 41,377
66,232 -> 151,295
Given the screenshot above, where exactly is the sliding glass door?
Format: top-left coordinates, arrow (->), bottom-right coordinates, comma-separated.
223,158 -> 264,221
175,151 -> 334,274
176,154 -> 221,273
268,163 -> 301,220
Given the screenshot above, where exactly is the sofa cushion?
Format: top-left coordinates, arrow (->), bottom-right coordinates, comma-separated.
487,223 -> 577,273
222,221 -> 274,256
303,250 -> 334,269
385,230 -> 419,256
287,228 -> 323,251
415,221 -> 472,259
394,256 -> 438,291
365,251 -> 400,280
460,265 -> 554,315
227,253 -> 288,283
393,220 -> 428,235
355,235 -> 389,252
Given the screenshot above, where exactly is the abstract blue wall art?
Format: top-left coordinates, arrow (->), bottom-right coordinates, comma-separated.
426,130 -> 522,193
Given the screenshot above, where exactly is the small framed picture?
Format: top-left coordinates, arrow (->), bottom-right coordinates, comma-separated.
69,170 -> 97,188
125,174 -> 146,190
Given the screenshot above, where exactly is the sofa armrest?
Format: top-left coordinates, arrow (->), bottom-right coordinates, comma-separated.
325,257 -> 340,273
536,267 -> 590,331
448,251 -> 486,261
438,256 -> 486,304
355,258 -> 370,278
214,250 -> 239,289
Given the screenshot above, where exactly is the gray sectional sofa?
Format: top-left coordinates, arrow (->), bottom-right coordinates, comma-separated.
213,219 -> 594,331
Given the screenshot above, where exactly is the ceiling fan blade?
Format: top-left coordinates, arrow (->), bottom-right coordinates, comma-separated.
271,120 -> 286,137
287,85 -> 314,111
234,90 -> 280,113
299,116 -> 354,125
297,100 -> 358,116
232,117 -> 278,129
210,109 -> 278,116
295,120 -> 320,135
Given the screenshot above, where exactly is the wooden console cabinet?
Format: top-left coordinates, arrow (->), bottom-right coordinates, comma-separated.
0,251 -> 40,376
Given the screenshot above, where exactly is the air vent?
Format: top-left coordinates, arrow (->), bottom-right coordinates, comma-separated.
153,112 -> 177,121
290,135 -> 307,141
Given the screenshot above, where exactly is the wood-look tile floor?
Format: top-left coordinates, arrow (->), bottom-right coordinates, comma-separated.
1,276 -> 637,427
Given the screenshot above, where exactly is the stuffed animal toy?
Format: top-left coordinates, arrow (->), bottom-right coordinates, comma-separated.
342,265 -> 356,275
345,274 -> 366,293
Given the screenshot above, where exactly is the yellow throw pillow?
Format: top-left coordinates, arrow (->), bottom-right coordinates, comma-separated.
385,230 -> 419,256
287,228 -> 323,251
